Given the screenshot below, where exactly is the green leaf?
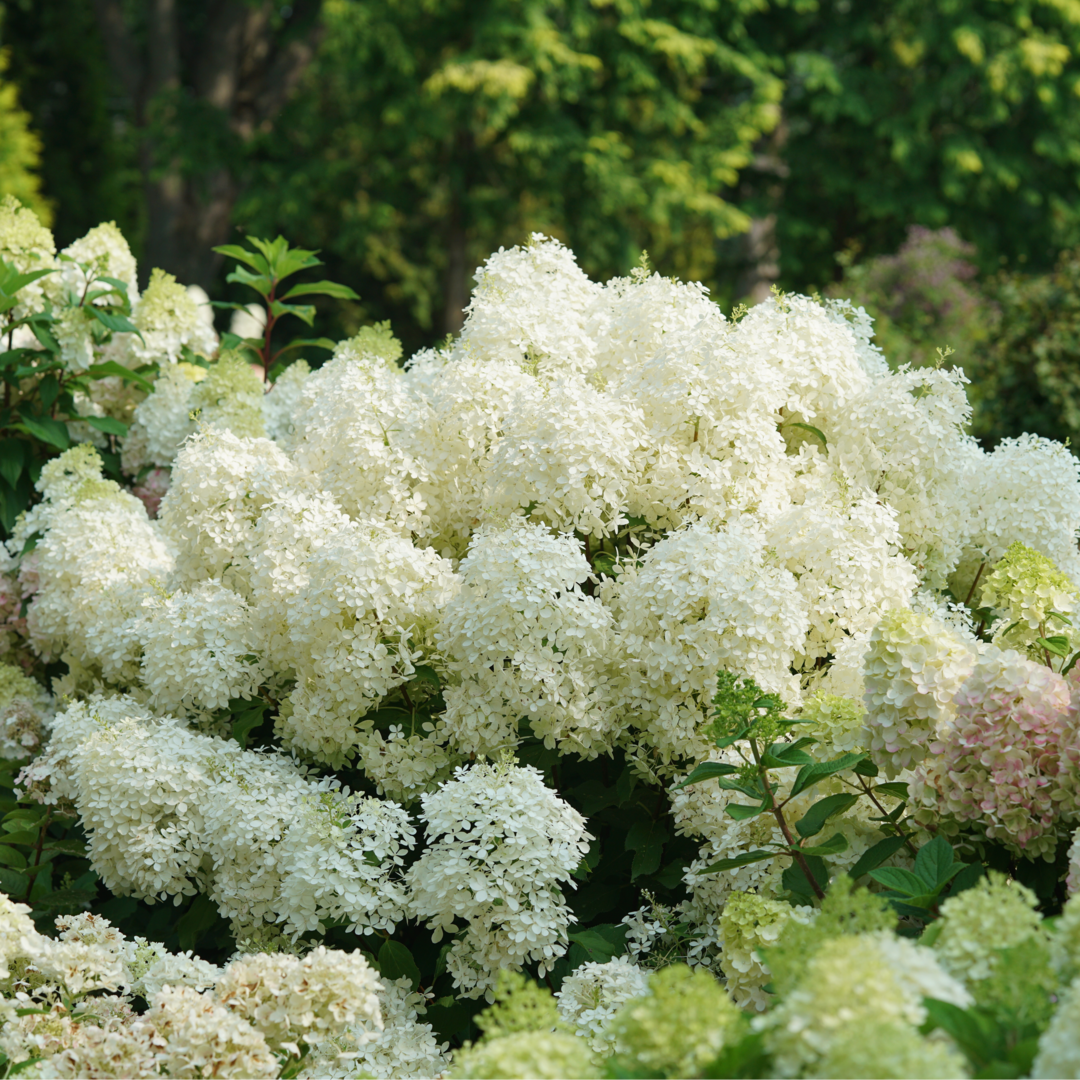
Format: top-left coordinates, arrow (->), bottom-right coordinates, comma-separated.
797,832 -> 848,856
921,997 -> 995,1065
1063,650 -> 1080,676
88,308 -> 140,337
1048,611 -> 1073,626
847,835 -> 907,879
1036,635 -> 1070,657
378,940 -> 421,991
567,924 -> 629,965
949,861 -> 985,896
231,702 -> 267,749
226,266 -> 273,296
0,829 -> 41,847
0,867 -> 28,896
868,866 -> 926,895
270,337 -> 337,358
176,894 -> 223,951
86,361 -> 154,392
280,280 -> 360,301
0,438 -> 24,490
852,757 -> 879,776
269,300 -> 316,325
784,421 -> 828,449
43,838 -> 88,858
625,819 -> 668,880
698,849 -> 774,874
80,415 -> 128,437
794,793 -> 859,838
0,845 -> 26,869
248,235 -> 321,280
29,319 -> 59,353
760,737 -> 817,768
725,802 -> 766,821
677,761 -> 739,789
212,244 -> 271,276
914,835 -> 956,887
875,781 -> 910,800
702,1030 -> 768,1079
14,413 -> 68,450
790,752 -> 868,797
782,854 -> 828,901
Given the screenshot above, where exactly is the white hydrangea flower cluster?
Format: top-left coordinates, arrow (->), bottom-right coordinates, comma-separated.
554,957 -> 651,1054
406,761 -> 591,998
0,899 -> 387,1079
298,976 -> 450,1080
11,229 -> 1080,1038
861,606 -> 979,775
24,697 -> 414,939
437,520 -> 614,757
756,932 -> 970,1078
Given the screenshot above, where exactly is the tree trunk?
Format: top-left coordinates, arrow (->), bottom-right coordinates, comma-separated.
91,0 -> 322,290
735,119 -> 789,305
443,196 -> 470,336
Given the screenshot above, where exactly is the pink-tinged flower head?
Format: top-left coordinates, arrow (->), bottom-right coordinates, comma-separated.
911,649 -> 1076,857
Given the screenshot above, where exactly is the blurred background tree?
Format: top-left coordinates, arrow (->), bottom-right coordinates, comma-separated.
4,0 -> 1080,419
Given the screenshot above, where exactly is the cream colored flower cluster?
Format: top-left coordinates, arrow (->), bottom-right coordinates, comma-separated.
10,230 -> 1080,1012
0,894 -> 404,1079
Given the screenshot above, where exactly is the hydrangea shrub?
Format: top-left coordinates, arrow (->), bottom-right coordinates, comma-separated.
0,208 -> 1079,1076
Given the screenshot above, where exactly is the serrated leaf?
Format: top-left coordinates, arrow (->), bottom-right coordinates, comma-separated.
921,997 -> 994,1062
698,849 -> 774,874
785,852 -> 827,893
914,835 -> 955,887
377,939 -> 421,991
29,319 -> 59,353
625,819 -> 668,880
86,361 -> 154,392
225,266 -> 273,295
88,308 -> 140,337
568,924 -> 629,965
0,829 -> 40,847
81,415 -> 128,437
948,861 -> 985,896
271,337 -> 336,358
725,802 -> 766,821
231,704 -> 267,750
868,865 -> 926,895
14,414 -> 69,450
269,300 -> 316,325
43,838 -> 88,858
784,421 -> 828,449
280,280 -> 360,301
847,835 -> 907,879
790,752 -> 867,797
1037,635 -> 1071,657
875,781 -> 910,800
0,438 -> 24,489
0,845 -> 26,869
212,244 -> 271,275
794,793 -> 859,838
677,761 -> 739,789
797,831 -> 848,856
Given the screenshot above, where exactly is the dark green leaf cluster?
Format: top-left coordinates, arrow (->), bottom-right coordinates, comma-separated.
213,235 -> 358,379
